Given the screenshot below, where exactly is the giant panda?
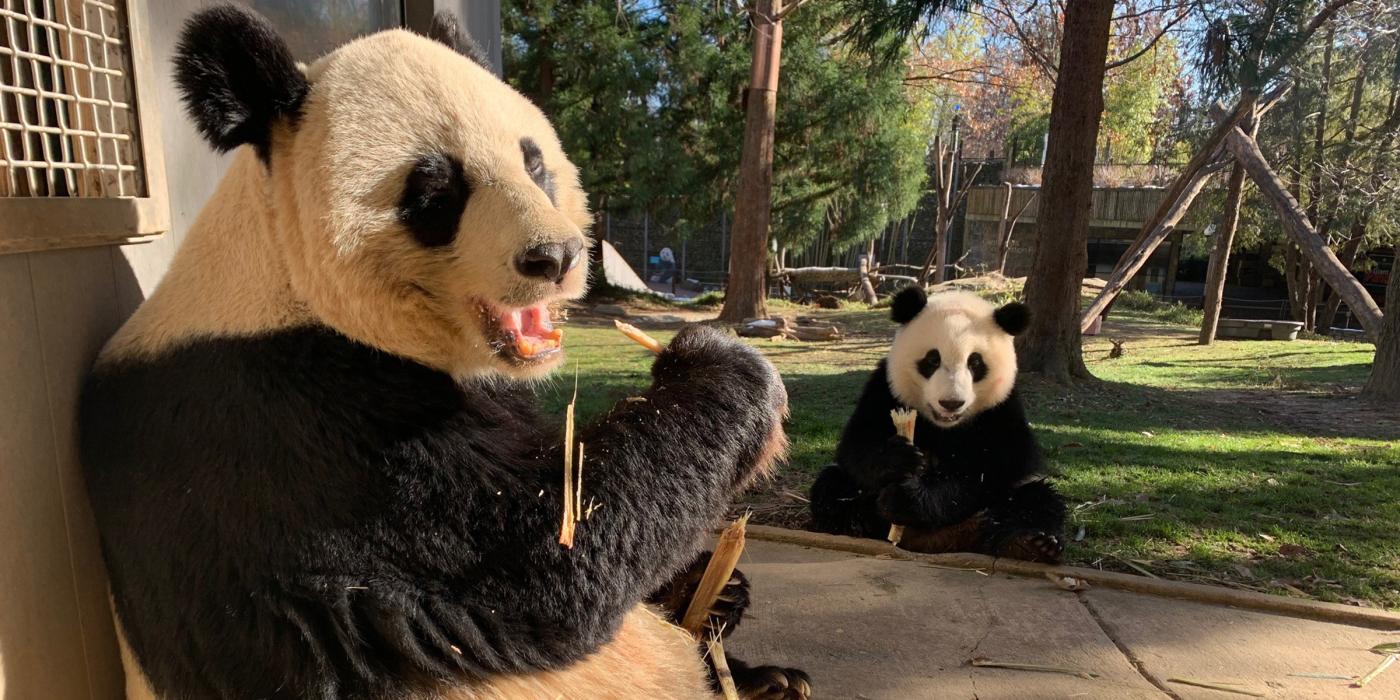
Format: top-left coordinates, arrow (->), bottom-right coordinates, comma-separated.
808,287 -> 1067,563
79,6 -> 807,699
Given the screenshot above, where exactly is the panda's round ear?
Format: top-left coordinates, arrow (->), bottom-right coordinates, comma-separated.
890,286 -> 927,325
173,5 -> 308,161
427,11 -> 491,68
993,302 -> 1031,336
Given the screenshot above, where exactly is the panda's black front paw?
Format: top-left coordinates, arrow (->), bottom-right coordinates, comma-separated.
648,551 -> 752,636
878,436 -> 925,484
654,325 -> 786,413
731,663 -> 813,700
876,476 -> 928,527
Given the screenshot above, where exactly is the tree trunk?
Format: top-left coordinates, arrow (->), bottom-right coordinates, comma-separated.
1320,223 -> 1366,329
1362,264 -> 1400,400
1210,104 -> 1385,336
1200,160 -> 1248,344
719,0 -> 782,323
1016,0 -> 1114,382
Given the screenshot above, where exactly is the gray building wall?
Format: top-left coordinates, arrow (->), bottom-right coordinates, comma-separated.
0,2 -> 499,696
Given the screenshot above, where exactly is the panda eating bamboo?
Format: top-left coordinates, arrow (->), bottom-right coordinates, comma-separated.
80,6 -> 807,699
809,287 -> 1068,563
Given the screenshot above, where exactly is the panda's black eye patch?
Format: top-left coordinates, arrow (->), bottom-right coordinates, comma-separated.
520,137 -> 556,205
399,153 -> 469,248
916,349 -> 941,379
968,352 -> 988,382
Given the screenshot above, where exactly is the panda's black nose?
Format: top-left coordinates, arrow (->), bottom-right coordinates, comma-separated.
938,399 -> 965,412
516,239 -> 583,283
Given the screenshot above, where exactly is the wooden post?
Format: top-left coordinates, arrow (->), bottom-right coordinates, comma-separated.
1199,160 -> 1249,344
1208,103 -> 1384,337
993,181 -> 1012,270
718,0 -> 782,322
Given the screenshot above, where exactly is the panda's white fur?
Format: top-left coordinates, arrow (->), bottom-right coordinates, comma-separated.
89,10 -> 731,700
887,291 -> 1018,427
106,27 -> 590,381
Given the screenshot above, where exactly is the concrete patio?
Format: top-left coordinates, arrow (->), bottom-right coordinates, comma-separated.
725,531 -> 1400,699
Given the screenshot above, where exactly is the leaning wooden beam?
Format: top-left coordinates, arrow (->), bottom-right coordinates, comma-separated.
1078,156 -> 1224,332
1207,103 -> 1384,338
1079,86 -> 1290,331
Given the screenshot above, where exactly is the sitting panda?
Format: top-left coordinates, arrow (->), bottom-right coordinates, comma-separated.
80,7 -> 808,699
808,287 -> 1067,563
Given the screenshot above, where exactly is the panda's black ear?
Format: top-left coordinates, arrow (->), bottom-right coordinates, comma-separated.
427,11 -> 491,68
174,5 -> 308,161
994,302 -> 1031,336
890,286 -> 927,325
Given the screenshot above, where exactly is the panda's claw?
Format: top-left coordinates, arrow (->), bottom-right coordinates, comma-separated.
733,664 -> 813,700
996,530 -> 1064,564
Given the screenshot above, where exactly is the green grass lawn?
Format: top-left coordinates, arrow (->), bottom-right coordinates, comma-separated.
543,307 -> 1400,609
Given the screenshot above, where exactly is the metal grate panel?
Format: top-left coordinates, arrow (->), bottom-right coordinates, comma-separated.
0,0 -> 144,198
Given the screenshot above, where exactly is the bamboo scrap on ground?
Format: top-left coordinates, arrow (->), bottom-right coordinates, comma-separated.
887,409 -> 918,545
969,658 -> 1100,680
680,513 -> 750,638
1354,654 -> 1397,688
1166,678 -> 1265,697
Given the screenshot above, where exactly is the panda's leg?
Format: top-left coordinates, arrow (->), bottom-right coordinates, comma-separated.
808,464 -> 884,538
648,553 -> 812,700
976,480 -> 1068,563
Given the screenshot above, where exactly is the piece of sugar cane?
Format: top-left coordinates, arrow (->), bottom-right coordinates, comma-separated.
680,513 -> 750,638
614,319 -> 664,354
887,408 -> 918,545
707,634 -> 741,700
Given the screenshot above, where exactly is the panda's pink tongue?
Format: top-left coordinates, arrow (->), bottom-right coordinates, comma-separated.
498,303 -> 561,356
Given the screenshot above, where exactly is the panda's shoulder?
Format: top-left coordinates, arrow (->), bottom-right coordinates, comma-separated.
81,327 -> 473,461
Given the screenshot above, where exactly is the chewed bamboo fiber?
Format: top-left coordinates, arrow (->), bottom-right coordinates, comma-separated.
680,513 -> 750,638
887,409 -> 918,545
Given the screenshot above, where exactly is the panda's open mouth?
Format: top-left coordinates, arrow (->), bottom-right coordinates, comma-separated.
929,409 -> 964,426
481,301 -> 563,363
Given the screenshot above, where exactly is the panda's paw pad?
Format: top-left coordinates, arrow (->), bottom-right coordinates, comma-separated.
733,665 -> 812,700
999,531 -> 1064,564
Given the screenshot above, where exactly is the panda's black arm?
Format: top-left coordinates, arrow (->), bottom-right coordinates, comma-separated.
836,361 -> 926,488
877,473 -> 988,529
294,325 -> 784,683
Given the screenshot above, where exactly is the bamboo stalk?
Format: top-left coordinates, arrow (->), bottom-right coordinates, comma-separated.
707,635 -> 741,700
1354,654 -> 1397,688
680,514 -> 750,637
887,409 -> 918,545
559,372 -> 579,548
614,320 -> 664,354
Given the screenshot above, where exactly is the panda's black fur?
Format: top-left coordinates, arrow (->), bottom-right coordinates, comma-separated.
83,324 -> 784,698
81,6 -> 803,699
809,288 -> 1067,562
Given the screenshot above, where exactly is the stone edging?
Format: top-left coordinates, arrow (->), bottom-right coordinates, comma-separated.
746,524 -> 1400,631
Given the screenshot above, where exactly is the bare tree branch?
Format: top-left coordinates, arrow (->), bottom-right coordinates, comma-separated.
1105,6 -> 1192,71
